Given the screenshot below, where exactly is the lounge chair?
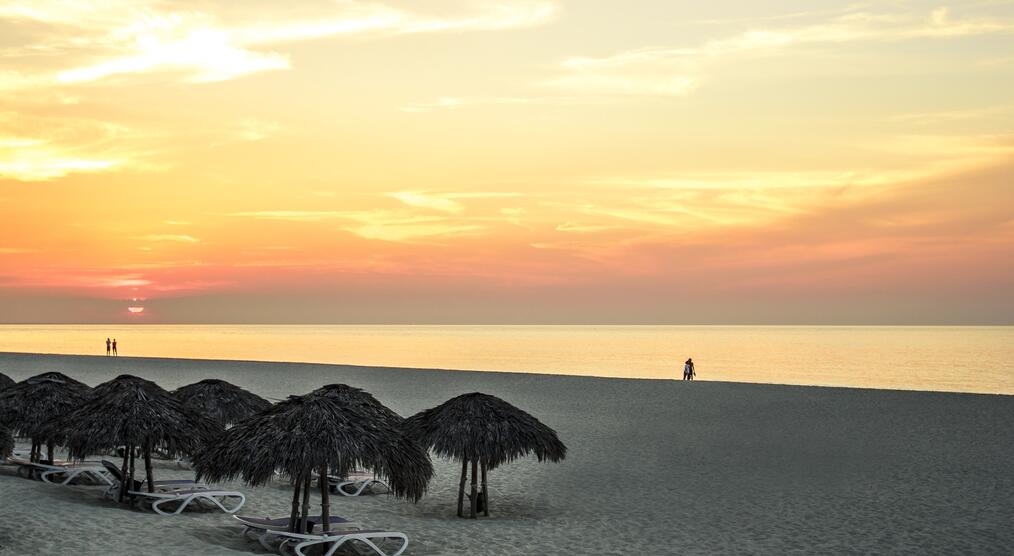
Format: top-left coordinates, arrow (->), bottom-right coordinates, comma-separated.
100,459 -> 208,499
7,457 -> 110,484
129,488 -> 246,516
234,515 -> 361,551
325,471 -> 390,496
266,528 -> 409,556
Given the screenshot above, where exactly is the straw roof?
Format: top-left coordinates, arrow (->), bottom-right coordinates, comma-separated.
173,378 -> 272,426
59,374 -> 222,459
404,392 -> 567,469
0,372 -> 91,441
194,384 -> 433,501
0,372 -> 13,390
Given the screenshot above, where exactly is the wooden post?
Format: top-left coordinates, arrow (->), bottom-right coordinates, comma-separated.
143,441 -> 155,493
288,472 -> 303,533
30,440 -> 39,463
457,458 -> 468,517
128,445 -> 136,503
300,473 -> 312,534
46,440 -> 55,463
470,459 -> 478,518
481,460 -> 489,516
118,445 -> 131,503
320,463 -> 331,533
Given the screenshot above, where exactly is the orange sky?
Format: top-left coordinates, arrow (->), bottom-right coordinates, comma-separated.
1,1 -> 1012,323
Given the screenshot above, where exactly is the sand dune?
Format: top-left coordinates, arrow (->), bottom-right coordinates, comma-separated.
0,352 -> 1012,554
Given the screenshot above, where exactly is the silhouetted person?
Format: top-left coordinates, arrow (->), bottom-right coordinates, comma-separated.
683,358 -> 695,381
106,338 -> 111,356
112,339 -> 118,356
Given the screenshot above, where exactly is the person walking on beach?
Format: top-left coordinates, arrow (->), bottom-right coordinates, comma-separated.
683,358 -> 695,381
112,338 -> 118,356
106,337 -> 111,356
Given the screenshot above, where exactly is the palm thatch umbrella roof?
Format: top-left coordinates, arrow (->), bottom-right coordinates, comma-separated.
58,374 -> 223,501
61,374 -> 221,459
404,392 -> 567,518
0,372 -> 14,390
194,384 -> 432,534
173,378 -> 272,426
0,372 -> 91,462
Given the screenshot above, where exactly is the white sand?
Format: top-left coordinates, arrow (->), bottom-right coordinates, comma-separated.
1,352 -> 1012,555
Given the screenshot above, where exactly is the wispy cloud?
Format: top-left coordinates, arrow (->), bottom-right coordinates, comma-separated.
386,190 -> 521,212
133,234 -> 200,243
227,209 -> 486,243
2,1 -> 558,88
544,7 -> 1014,96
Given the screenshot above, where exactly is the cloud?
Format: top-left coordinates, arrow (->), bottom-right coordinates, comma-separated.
543,7 -> 1014,96
133,234 -> 200,243
387,191 -> 465,213
227,209 -> 486,243
0,113 -> 137,181
387,190 -> 523,212
1,1 -> 558,88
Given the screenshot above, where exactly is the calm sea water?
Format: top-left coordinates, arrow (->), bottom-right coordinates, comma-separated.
0,325 -> 1011,394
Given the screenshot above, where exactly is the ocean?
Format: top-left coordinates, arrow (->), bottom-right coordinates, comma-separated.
0,325 -> 1011,395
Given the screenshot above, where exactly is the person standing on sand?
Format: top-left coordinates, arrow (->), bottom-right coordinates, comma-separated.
112,338 -> 118,356
684,358 -> 695,381
106,338 -> 111,356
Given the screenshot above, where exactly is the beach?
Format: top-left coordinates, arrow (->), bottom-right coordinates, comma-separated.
1,351 -> 1012,555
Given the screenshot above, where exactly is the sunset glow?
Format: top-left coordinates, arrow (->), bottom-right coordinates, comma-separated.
1,0 -> 1012,323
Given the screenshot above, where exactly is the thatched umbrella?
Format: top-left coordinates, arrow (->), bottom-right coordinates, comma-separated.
0,372 -> 91,463
405,392 -> 567,518
194,384 -> 433,535
173,379 -> 272,426
59,374 -> 222,502
0,372 -> 14,390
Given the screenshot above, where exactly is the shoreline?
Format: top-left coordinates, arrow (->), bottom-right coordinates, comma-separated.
1,350 -> 1010,398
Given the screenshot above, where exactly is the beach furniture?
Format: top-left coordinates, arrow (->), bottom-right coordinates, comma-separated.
8,458 -> 113,485
234,515 -> 361,551
99,459 -> 207,498
324,471 -> 390,496
265,528 -> 409,556
128,488 -> 246,516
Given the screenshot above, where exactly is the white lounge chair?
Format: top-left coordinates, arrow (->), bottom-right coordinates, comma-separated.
325,471 -> 390,496
8,458 -> 110,485
99,459 -> 209,499
129,488 -> 246,516
39,463 -> 114,486
266,528 -> 409,556
234,515 -> 361,551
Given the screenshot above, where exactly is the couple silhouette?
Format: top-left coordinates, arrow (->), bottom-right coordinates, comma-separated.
105,338 -> 118,356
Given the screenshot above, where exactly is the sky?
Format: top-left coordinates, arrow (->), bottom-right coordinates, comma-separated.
0,0 -> 1012,324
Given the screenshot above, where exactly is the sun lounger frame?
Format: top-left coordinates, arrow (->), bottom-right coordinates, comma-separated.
266,529 -> 409,556
128,488 -> 246,516
234,514 -> 362,551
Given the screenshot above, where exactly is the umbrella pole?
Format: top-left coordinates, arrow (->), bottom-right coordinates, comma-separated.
319,463 -> 331,533
46,440 -> 55,463
143,441 -> 155,493
470,459 -> 478,519
118,444 -> 130,503
288,472 -> 303,533
300,472 -> 312,534
457,458 -> 468,517
128,446 -> 137,503
481,460 -> 489,516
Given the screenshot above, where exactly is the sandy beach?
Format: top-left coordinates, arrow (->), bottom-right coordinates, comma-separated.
1,351 -> 1012,555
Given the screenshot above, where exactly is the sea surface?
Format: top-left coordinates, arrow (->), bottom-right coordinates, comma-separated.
0,325 -> 1011,395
